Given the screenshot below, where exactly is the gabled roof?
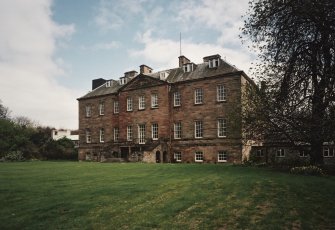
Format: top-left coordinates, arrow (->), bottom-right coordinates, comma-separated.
119,74 -> 167,92
78,79 -> 121,100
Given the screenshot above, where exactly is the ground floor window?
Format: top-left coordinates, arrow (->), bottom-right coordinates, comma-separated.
174,152 -> 181,162
256,149 -> 264,157
299,150 -> 308,157
276,148 -> 285,157
195,151 -> 203,162
323,147 -> 334,157
218,151 -> 228,162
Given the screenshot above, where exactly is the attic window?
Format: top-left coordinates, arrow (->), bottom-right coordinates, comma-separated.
209,58 -> 220,68
183,63 -> 194,72
120,77 -> 127,85
160,72 -> 168,80
106,81 -> 111,87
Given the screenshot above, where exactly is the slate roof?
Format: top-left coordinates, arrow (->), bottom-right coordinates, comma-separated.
78,58 -> 242,100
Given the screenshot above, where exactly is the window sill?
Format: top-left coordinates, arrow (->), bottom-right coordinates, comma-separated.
194,103 -> 203,106
195,160 -> 203,162
218,136 -> 227,138
173,105 -> 181,108
216,100 -> 227,103
324,155 -> 334,158
195,137 -> 203,139
218,160 -> 227,163
151,107 -> 159,109
126,110 -> 133,112
276,156 -> 285,158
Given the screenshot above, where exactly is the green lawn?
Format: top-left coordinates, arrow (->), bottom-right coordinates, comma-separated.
0,162 -> 334,229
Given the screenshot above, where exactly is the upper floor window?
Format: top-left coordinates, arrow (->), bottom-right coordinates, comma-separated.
139,96 -> 145,110
99,102 -> 105,115
276,148 -> 285,157
99,128 -> 104,143
194,88 -> 203,104
151,94 -> 158,108
217,85 -> 226,101
209,58 -> 220,68
127,126 -> 132,141
218,151 -> 228,162
85,105 -> 91,117
174,122 -> 182,139
114,101 -> 119,114
85,129 -> 91,143
183,63 -> 194,72
127,97 -> 133,111
114,127 -> 119,142
195,120 -> 203,138
256,149 -> 264,157
195,151 -> 203,162
218,118 -> 227,137
174,152 -> 182,162
152,123 -> 158,140
138,124 -> 146,144
323,147 -> 334,157
174,91 -> 181,107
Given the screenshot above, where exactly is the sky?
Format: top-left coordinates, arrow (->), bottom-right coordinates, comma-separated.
0,0 -> 255,130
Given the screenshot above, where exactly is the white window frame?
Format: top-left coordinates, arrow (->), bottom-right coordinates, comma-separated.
195,151 -> 203,162
218,151 -> 228,162
127,97 -> 133,111
99,128 -> 104,143
127,126 -> 132,141
151,123 -> 158,140
174,122 -> 182,139
114,101 -> 119,114
183,63 -> 194,72
151,94 -> 158,108
138,96 -> 145,110
114,127 -> 119,142
276,148 -> 285,157
174,152 -> 182,162
217,85 -> 226,101
218,118 -> 227,137
256,149 -> 264,157
299,150 -> 308,157
85,105 -> 91,117
194,88 -> 203,104
85,129 -> 91,143
99,102 -> 105,115
323,147 -> 334,157
174,91 -> 181,107
195,120 -> 203,138
209,58 -> 220,68
138,124 -> 146,144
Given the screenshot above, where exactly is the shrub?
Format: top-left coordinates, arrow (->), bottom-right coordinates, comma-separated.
4,151 -> 25,161
290,166 -> 324,176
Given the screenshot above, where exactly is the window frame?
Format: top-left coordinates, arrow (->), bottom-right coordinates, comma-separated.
174,122 -> 182,139
256,149 -> 264,157
99,128 -> 104,143
323,147 -> 334,157
114,101 -> 119,114
218,151 -> 228,162
151,123 -> 158,140
113,127 -> 119,142
174,152 -> 182,162
195,151 -> 203,162
194,88 -> 203,104
195,120 -> 203,138
138,95 -> 145,110
217,85 -> 226,102
85,129 -> 91,143
127,97 -> 133,111
276,148 -> 285,157
138,124 -> 146,144
127,126 -> 132,141
217,118 -> 227,138
299,150 -> 308,157
174,91 -> 181,107
151,94 -> 158,108
85,105 -> 92,117
99,102 -> 105,115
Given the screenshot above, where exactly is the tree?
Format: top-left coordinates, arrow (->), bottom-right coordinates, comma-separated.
0,100 -> 10,119
242,0 -> 335,165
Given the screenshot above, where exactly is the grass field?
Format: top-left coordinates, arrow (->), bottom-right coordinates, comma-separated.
0,162 -> 334,229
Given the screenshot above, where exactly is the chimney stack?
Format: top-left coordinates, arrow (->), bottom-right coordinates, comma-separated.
140,65 -> 153,74
178,55 -> 190,67
124,70 -> 138,79
92,78 -> 106,90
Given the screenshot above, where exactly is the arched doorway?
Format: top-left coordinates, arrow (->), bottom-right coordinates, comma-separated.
156,151 -> 161,163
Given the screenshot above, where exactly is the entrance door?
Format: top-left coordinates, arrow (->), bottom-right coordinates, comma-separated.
163,151 -> 168,163
156,151 -> 161,163
120,147 -> 129,160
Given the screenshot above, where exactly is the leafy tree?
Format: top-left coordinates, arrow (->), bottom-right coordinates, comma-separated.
242,0 -> 335,165
0,100 -> 10,119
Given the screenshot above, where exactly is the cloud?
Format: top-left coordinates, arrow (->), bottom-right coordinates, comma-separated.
80,41 -> 120,51
129,30 -> 254,74
0,0 -> 80,129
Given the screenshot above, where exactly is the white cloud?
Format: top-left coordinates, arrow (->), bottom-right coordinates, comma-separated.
80,41 -> 120,51
129,30 -> 254,74
0,0 -> 80,129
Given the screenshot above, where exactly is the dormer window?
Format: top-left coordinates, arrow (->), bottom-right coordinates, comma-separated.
106,81 -> 111,87
209,58 -> 220,68
120,77 -> 127,85
159,72 -> 168,80
183,63 -> 195,72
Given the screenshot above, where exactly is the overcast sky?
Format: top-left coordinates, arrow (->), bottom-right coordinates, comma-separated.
0,0 -> 255,129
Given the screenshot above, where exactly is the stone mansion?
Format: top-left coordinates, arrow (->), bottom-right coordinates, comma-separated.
77,54 -> 254,163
